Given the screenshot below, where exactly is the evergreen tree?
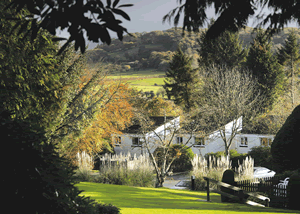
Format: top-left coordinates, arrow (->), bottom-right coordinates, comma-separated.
277,29 -> 300,109
197,22 -> 247,68
246,28 -> 285,112
163,46 -> 198,112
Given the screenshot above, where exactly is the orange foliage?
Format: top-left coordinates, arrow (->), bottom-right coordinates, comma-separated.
74,81 -> 134,156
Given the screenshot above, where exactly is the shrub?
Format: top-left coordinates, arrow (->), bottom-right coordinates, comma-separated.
221,169 -> 236,202
154,144 -> 194,173
271,105 -> 300,173
247,146 -> 273,169
287,172 -> 300,210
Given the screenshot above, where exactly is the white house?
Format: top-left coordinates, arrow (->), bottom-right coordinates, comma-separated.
112,116 -> 274,157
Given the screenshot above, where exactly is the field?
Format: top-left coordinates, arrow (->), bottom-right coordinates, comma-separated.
76,182 -> 298,214
108,69 -> 166,94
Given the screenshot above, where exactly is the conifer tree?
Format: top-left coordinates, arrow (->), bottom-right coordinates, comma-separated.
163,46 -> 198,112
277,30 -> 300,109
197,21 -> 247,68
246,28 -> 285,112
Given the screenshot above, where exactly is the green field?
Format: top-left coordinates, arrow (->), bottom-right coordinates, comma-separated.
108,69 -> 166,93
76,182 -> 297,214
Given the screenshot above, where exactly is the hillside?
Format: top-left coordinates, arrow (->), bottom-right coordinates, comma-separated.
86,27 -> 300,72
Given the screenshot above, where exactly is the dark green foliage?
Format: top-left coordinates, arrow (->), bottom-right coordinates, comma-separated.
277,29 -> 300,109
246,28 -> 285,112
198,26 -> 247,68
247,146 -> 273,169
154,144 -> 194,173
94,203 -> 121,214
221,169 -> 236,203
164,46 -> 198,111
287,173 -> 300,210
271,105 -> 300,173
164,0 -> 300,41
3,110 -> 85,214
8,0 -> 133,54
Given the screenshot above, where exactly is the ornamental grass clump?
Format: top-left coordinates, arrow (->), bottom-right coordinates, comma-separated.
96,152 -> 155,187
191,154 -> 254,191
191,154 -> 232,190
75,151 -> 95,181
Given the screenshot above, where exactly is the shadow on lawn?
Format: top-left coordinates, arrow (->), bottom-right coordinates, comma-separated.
77,183 -> 297,213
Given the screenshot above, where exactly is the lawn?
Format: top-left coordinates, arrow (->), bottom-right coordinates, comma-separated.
108,69 -> 166,93
76,182 -> 298,214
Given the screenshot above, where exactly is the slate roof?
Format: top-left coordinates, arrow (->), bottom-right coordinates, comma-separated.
123,116 -> 177,134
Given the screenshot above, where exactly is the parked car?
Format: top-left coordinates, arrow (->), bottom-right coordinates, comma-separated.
253,167 -> 276,178
274,177 -> 289,197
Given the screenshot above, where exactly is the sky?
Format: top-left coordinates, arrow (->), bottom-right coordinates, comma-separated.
56,0 -> 299,49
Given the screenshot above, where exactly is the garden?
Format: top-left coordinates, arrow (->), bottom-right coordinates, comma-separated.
74,145 -> 300,213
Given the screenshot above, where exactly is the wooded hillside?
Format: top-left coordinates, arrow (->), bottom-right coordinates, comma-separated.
86,27 -> 300,71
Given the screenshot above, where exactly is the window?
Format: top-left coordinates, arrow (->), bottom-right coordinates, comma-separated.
132,137 -> 143,147
176,137 -> 183,144
260,138 -> 272,147
240,137 -> 248,147
113,136 -> 121,146
194,137 -> 205,147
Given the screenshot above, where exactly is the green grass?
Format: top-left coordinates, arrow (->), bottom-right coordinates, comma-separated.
108,69 -> 166,93
76,182 -> 298,214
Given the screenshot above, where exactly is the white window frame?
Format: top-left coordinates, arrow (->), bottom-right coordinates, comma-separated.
132,137 -> 143,147
114,136 -> 122,146
194,137 -> 205,147
260,137 -> 273,147
239,137 -> 248,147
176,136 -> 183,144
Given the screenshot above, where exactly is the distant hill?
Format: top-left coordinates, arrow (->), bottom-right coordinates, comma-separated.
86,27 -> 300,71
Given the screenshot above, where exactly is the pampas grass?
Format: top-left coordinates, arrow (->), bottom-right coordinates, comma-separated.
75,151 -> 95,181
191,154 -> 254,190
96,152 -> 155,187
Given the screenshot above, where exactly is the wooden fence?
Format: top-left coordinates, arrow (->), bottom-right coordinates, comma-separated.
236,176 -> 289,208
203,177 -> 270,207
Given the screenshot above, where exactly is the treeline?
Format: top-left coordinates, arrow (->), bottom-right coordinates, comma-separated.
86,27 -> 300,71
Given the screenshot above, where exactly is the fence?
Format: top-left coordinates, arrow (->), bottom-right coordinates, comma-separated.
236,176 -> 289,208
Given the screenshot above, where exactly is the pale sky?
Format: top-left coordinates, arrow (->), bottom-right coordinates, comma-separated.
55,0 -> 299,48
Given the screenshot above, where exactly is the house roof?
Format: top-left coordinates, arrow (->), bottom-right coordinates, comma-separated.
123,116 -> 177,134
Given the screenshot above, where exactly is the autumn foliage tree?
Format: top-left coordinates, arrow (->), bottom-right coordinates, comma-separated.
71,82 -> 134,159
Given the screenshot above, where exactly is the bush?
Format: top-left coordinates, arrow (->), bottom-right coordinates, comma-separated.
247,146 -> 273,169
154,144 -> 194,173
3,112 -> 107,214
271,105 -> 300,173
287,172 -> 300,210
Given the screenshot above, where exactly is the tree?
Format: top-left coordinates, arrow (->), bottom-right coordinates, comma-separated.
277,29 -> 300,110
194,65 -> 263,157
133,112 -> 200,187
163,0 -> 300,41
163,46 -> 198,111
197,27 -> 248,68
271,105 -> 300,173
7,0 -> 133,53
246,28 -> 285,112
68,82 -> 134,161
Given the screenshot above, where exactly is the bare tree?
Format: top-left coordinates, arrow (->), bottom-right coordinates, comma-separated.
133,111 -> 200,188
194,65 -> 264,157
